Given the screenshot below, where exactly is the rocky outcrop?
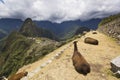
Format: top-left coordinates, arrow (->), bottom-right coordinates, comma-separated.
110,56 -> 120,77
111,56 -> 120,73
98,15 -> 120,40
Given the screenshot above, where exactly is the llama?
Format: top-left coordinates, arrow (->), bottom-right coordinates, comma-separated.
84,37 -> 98,45
72,41 -> 90,75
8,71 -> 28,80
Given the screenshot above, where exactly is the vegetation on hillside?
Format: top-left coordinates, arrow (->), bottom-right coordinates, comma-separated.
0,31 -> 33,77
0,31 -> 58,77
99,13 -> 120,26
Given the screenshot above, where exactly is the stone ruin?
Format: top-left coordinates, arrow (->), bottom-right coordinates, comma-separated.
110,56 -> 120,77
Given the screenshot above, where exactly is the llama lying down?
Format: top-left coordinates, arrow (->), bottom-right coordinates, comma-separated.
8,71 -> 28,80
72,41 -> 91,76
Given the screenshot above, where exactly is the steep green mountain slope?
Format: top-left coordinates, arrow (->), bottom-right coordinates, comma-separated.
0,31 -> 59,77
0,31 -> 33,76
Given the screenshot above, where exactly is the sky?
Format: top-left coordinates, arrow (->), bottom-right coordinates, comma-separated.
0,0 -> 120,23
0,0 -> 4,3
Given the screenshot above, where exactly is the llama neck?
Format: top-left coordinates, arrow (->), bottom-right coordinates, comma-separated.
74,43 -> 78,52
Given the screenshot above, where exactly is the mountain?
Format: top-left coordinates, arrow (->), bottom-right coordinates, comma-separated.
0,18 -> 101,40
0,19 -> 60,77
0,31 -> 59,77
98,13 -> 120,40
19,18 -> 56,40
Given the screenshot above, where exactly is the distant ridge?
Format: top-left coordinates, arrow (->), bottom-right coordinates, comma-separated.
0,18 -> 101,40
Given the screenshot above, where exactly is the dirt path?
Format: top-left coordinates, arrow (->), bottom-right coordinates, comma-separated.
20,31 -> 120,80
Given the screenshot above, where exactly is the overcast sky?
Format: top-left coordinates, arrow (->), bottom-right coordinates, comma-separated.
0,0 -> 120,23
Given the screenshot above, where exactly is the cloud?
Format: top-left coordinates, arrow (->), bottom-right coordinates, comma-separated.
0,0 -> 120,23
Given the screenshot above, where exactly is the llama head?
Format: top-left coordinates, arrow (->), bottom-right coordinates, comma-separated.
73,41 -> 78,44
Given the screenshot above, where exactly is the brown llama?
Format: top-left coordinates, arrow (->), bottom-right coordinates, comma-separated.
84,37 -> 98,45
72,41 -> 90,76
8,71 -> 28,80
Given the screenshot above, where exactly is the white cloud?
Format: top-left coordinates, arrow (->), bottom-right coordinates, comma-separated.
0,0 -> 120,23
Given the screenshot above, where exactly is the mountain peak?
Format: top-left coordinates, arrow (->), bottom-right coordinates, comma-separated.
23,18 -> 34,27
19,18 -> 56,40
19,18 -> 38,37
24,18 -> 32,23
